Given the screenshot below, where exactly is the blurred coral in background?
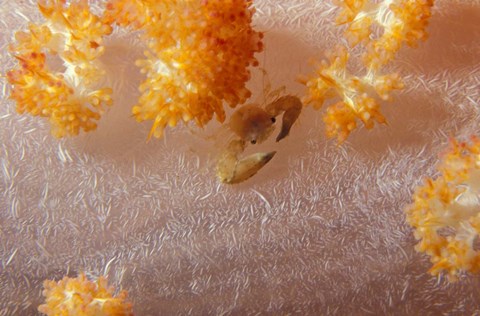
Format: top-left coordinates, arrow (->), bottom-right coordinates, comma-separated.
38,273 -> 133,315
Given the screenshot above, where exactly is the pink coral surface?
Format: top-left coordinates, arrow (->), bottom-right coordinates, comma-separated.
1,0 -> 480,315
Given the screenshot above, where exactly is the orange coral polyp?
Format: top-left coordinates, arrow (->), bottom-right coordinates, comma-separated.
335,0 -> 370,25
302,46 -> 401,142
406,138 -> 480,281
105,0 -> 263,138
301,0 -> 433,142
336,0 -> 436,70
7,0 -> 113,137
38,273 -> 133,316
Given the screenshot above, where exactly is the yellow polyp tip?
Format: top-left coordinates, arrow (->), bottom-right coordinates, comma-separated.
146,133 -> 153,143
146,126 -> 156,141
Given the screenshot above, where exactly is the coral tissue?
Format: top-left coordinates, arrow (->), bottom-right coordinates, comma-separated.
406,138 -> 480,280
104,0 -> 264,138
7,0 -> 263,139
38,273 -> 133,316
7,0 -> 113,137
301,0 -> 435,142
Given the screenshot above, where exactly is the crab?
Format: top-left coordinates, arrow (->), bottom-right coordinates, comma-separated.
216,95 -> 302,184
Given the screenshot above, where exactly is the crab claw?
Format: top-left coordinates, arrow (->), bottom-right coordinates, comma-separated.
265,95 -> 302,142
276,103 -> 302,142
217,144 -> 276,184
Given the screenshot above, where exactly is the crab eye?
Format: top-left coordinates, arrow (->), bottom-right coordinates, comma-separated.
271,117 -> 276,123
251,139 -> 257,144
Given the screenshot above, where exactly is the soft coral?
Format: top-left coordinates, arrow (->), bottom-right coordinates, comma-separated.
7,0 -> 113,137
406,137 -> 480,281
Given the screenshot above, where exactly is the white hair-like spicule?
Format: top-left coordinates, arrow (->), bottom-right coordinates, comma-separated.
1,0 -> 480,315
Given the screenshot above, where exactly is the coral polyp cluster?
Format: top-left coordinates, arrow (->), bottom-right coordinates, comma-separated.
406,138 -> 480,281
38,273 -> 133,316
301,46 -> 404,142
302,0 -> 435,142
6,0 -> 263,139
7,0 -> 113,137
337,0 -> 435,70
104,0 -> 264,138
